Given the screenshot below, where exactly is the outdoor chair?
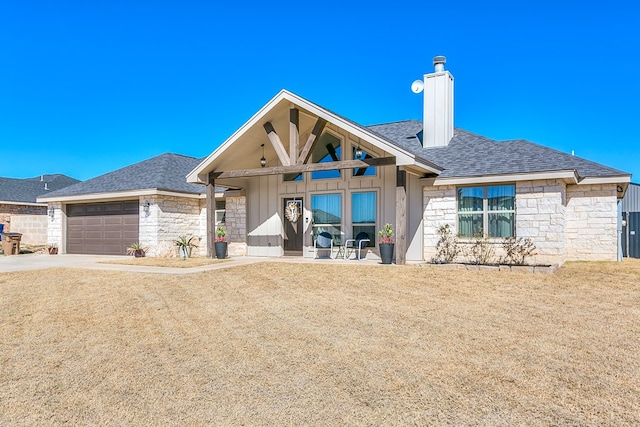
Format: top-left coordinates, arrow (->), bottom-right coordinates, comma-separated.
314,231 -> 334,259
344,232 -> 370,260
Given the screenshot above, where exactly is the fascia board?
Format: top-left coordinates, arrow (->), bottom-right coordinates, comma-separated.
37,189 -> 214,204
0,200 -> 46,207
579,175 -> 632,185
187,90 -> 291,184
424,170 -> 580,186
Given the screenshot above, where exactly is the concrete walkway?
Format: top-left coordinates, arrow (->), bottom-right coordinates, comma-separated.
0,253 -> 393,275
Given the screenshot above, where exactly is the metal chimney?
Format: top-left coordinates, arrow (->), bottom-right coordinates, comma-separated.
433,56 -> 446,72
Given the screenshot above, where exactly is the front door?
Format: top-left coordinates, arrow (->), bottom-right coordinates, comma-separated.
283,198 -> 303,255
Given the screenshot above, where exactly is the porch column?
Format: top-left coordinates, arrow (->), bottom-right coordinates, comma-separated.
395,167 -> 407,265
206,172 -> 215,258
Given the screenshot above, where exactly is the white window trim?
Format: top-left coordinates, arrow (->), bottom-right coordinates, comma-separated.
457,184 -> 516,238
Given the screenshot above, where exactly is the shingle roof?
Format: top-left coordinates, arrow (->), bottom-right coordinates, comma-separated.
367,120 -> 628,179
40,153 -> 211,199
0,174 -> 80,203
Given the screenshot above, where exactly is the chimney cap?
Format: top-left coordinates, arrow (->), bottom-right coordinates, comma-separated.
433,55 -> 446,72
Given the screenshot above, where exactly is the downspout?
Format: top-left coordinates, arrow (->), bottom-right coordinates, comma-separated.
617,200 -> 623,262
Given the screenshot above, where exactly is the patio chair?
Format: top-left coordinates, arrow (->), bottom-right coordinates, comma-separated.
344,232 -> 370,260
314,231 -> 334,259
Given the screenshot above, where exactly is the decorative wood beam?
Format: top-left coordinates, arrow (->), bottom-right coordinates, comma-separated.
297,117 -> 327,165
212,156 -> 396,179
395,168 -> 407,265
206,172 -> 216,259
289,108 -> 299,165
263,122 -> 291,167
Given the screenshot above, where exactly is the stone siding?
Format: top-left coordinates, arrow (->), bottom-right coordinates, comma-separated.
515,180 -> 566,265
565,184 -> 618,261
223,195 -> 247,256
422,180 -> 619,264
423,185 -> 457,261
47,203 -> 64,251
140,196 -> 203,257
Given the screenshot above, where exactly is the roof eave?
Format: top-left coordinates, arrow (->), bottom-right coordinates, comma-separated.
37,188 -> 212,204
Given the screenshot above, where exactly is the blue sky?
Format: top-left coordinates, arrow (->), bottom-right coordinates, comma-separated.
1,1 -> 638,182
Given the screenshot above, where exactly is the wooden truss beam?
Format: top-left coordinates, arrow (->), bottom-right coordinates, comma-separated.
212,156 -> 396,179
263,121 -> 291,167
289,108 -> 299,165
297,117 -> 327,165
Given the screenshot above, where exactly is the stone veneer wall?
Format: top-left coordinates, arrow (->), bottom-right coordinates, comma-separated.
515,180 -> 566,265
140,195 -> 203,257
223,195 -> 247,256
565,183 -> 618,261
423,180 -> 619,264
47,202 -> 64,251
423,185 -> 457,262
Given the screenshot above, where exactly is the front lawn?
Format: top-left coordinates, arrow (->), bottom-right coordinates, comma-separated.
1,260 -> 639,425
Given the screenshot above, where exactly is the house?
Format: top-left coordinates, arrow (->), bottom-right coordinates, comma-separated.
187,56 -> 631,264
621,182 -> 640,258
37,153 -> 229,256
0,174 -> 79,245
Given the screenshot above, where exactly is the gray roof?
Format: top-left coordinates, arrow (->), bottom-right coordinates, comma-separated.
41,153 -> 211,199
0,174 -> 80,203
367,120 -> 628,179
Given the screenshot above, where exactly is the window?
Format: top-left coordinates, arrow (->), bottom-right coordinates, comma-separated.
215,200 -> 226,225
457,185 -> 515,237
352,147 -> 376,177
352,192 -> 376,246
311,133 -> 341,180
311,193 -> 342,242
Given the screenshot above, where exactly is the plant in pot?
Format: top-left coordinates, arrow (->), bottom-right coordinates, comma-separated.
175,235 -> 197,259
214,226 -> 227,259
47,243 -> 58,255
126,242 -> 147,258
378,223 -> 395,264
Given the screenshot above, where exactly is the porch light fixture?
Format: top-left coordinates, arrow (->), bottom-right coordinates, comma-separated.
143,201 -> 150,215
355,146 -> 363,159
260,143 -> 266,168
48,206 -> 55,219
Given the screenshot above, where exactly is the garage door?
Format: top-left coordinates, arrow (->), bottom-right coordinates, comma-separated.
67,201 -> 139,255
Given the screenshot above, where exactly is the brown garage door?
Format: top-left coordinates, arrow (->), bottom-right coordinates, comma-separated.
67,201 -> 139,255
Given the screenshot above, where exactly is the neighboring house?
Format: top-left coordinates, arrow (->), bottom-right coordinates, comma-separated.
37,153 -> 229,256
187,56 -> 631,264
621,182 -> 640,258
0,174 -> 79,245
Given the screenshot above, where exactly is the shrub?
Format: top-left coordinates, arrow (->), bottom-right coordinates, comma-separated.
464,231 -> 496,265
501,237 -> 537,265
432,224 -> 461,264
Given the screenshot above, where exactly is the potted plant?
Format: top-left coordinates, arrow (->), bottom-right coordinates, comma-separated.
175,235 -> 197,259
126,242 -> 147,258
47,243 -> 58,255
378,223 -> 395,264
214,226 -> 227,259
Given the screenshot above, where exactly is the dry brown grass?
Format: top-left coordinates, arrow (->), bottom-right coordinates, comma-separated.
100,257 -> 227,268
1,259 -> 639,425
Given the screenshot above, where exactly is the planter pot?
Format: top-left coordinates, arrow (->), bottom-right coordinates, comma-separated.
214,241 -> 228,259
178,246 -> 192,259
47,247 -> 58,255
379,243 -> 394,264
134,249 -> 145,258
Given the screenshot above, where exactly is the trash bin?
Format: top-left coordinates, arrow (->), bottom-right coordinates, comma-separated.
0,223 -> 4,241
1,232 -> 22,255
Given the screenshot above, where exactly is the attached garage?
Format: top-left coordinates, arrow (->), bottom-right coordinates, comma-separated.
67,201 -> 139,255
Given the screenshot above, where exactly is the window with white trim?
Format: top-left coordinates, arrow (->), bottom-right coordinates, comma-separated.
457,185 -> 515,237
